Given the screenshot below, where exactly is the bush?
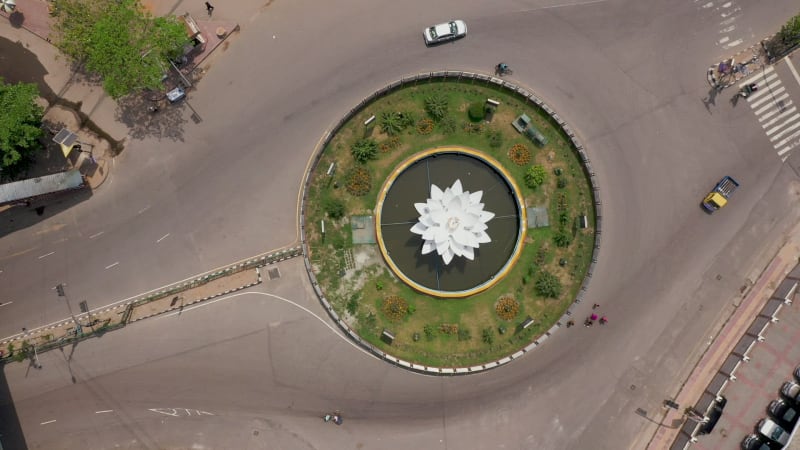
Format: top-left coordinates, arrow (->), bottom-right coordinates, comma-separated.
345,167 -> 372,196
486,128 -> 503,148
350,138 -> 378,163
524,165 -> 546,188
416,118 -> 434,135
424,94 -> 449,121
380,111 -> 405,135
498,324 -> 507,335
382,296 -> 409,322
440,116 -> 458,134
482,327 -> 494,345
457,328 -> 471,341
324,197 -> 346,219
557,177 -> 568,189
495,296 -> 520,320
554,231 -> 572,247
467,102 -> 486,122
346,294 -> 359,315
424,324 -> 436,341
508,144 -> 531,165
535,271 -> 562,298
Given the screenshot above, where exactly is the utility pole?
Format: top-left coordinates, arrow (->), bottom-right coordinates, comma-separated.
56,283 -> 80,328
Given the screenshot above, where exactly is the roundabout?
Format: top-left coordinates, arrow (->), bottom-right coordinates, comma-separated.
302,74 -> 599,369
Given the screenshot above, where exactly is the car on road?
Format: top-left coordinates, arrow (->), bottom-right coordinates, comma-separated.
742,433 -> 782,450
769,399 -> 799,430
781,381 -> 800,404
758,418 -> 791,446
423,20 -> 467,45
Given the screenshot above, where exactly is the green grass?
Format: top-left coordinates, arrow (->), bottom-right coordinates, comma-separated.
305,79 -> 596,366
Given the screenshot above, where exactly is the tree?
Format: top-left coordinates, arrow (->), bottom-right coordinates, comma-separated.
51,0 -> 188,99
524,165 -> 547,188
0,78 -> 43,179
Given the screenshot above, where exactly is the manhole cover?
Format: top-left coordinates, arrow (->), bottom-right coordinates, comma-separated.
268,268 -> 280,280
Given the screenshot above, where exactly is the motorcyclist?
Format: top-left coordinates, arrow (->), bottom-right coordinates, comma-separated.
497,62 -> 509,74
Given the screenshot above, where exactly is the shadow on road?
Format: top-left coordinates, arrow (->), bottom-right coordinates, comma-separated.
0,365 -> 30,450
116,93 -> 189,142
0,188 -> 93,239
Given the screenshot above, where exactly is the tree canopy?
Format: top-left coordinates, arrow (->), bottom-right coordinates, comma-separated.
0,78 -> 43,179
51,0 -> 189,99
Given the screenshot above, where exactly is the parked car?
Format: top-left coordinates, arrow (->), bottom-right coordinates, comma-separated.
781,381 -> 800,404
758,418 -> 791,446
769,399 -> 799,430
742,433 -> 782,450
423,20 -> 467,45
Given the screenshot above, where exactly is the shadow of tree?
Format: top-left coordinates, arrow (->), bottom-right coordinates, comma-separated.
8,11 -> 24,28
116,91 -> 188,142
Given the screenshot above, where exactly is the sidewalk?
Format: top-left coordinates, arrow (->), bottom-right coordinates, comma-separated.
646,220 -> 800,449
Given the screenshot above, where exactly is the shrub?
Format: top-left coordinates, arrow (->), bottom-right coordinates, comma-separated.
424,324 -> 436,341
557,177 -> 568,189
346,294 -> 359,315
350,138 -> 378,163
412,332 -> 420,342
416,118 -> 434,135
375,281 -> 384,290
554,231 -> 572,248
440,116 -> 458,134
468,102 -> 486,122
440,323 -> 459,335
559,211 -> 569,227
380,111 -> 405,135
498,324 -> 507,335
486,128 -> 503,148
324,197 -> 345,219
345,167 -> 372,196
457,328 -> 471,341
382,296 -> 408,322
495,296 -> 520,320
508,144 -> 531,165
482,327 -> 494,345
535,271 -> 562,298
424,94 -> 449,121
524,165 -> 546,188
463,122 -> 484,134
379,136 -> 401,153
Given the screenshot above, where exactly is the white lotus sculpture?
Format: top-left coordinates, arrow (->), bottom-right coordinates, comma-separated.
410,179 -> 494,265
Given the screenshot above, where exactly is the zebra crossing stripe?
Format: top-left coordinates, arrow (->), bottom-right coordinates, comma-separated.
767,114 -> 800,137
759,102 -> 797,129
749,86 -> 786,108
777,131 -> 800,156
754,93 -> 790,115
741,66 -> 775,86
771,122 -> 800,142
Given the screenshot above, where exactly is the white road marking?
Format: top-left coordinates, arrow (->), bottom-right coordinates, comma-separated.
785,57 -> 800,87
104,262 -> 120,270
137,206 -> 150,214
95,410 -> 113,414
754,93 -> 789,115
701,2 -> 713,8
0,302 -> 13,307
742,66 -> 775,86
760,102 -> 794,122
40,420 -> 56,425
768,115 -> 800,138
749,86 -> 786,108
718,36 -> 729,44
38,252 -> 55,259
724,39 -> 743,50
774,128 -> 800,149
89,231 -> 104,239
156,233 -> 170,243
719,26 -> 735,33
720,1 -> 732,7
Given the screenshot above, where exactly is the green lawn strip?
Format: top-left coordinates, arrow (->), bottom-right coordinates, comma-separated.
305,80 -> 595,366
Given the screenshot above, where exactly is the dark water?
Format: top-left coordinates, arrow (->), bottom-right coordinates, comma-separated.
380,153 -> 521,292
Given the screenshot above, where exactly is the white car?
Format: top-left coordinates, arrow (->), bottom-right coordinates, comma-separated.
423,20 -> 467,45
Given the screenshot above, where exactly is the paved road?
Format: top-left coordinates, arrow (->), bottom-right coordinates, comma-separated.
3,0 -> 800,448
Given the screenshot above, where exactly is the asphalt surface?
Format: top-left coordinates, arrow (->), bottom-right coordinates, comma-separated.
3,0 -> 800,448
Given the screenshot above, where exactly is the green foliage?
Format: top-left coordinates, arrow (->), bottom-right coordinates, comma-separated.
375,280 -> 384,290
350,138 -> 378,163
524,165 -> 547,188
0,78 -> 43,177
557,177 -> 568,189
467,102 -> 486,122
553,231 -> 572,248
486,128 -> 503,148
323,197 -> 345,219
535,271 -> 562,298
424,93 -> 449,121
423,324 -> 436,341
346,294 -> 359,315
498,324 -> 507,335
380,111 -> 405,136
363,312 -> 377,330
344,167 -> 372,196
482,327 -> 494,345
767,15 -> 800,56
559,211 -> 569,227
439,116 -> 458,135
457,327 -> 471,341
51,0 -> 189,99
407,304 -> 416,315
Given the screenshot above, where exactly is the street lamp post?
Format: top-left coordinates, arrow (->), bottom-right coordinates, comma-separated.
56,283 -> 80,328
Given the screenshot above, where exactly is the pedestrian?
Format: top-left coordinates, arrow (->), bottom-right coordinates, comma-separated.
566,319 -> 575,328
205,1 -> 214,15
600,316 -> 608,325
584,318 -> 593,327
590,313 -> 598,321
592,303 -> 600,309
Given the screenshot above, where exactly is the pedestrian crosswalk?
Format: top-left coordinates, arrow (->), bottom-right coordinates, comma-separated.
741,66 -> 800,161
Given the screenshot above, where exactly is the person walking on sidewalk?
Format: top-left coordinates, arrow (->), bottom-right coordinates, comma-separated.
205,1 -> 214,15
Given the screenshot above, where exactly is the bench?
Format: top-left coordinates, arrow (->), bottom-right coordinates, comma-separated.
512,114 -> 531,133
524,125 -> 548,146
